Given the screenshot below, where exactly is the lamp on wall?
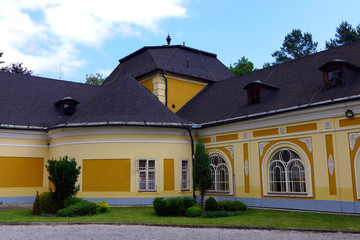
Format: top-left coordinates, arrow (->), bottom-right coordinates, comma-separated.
345,109 -> 354,118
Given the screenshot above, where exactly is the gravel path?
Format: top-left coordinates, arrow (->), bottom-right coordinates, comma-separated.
0,224 -> 358,240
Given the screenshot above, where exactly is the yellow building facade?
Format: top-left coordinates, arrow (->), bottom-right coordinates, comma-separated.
1,41 -> 360,213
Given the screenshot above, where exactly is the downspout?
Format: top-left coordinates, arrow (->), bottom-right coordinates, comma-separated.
187,126 -> 196,201
161,70 -> 168,107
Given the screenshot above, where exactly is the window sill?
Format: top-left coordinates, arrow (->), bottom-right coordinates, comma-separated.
265,192 -> 310,198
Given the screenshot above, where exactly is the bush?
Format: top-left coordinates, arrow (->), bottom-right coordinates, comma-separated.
153,197 -> 195,216
38,192 -> 58,214
205,197 -> 218,211
153,198 -> 167,216
183,197 -> 195,210
46,156 -> 81,209
64,197 -> 85,208
32,191 -> 41,215
57,201 -> 97,217
96,200 -> 109,213
166,198 -> 185,216
186,207 -> 203,217
218,200 -> 247,211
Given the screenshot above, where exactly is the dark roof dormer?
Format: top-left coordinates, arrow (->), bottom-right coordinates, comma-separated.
319,59 -> 360,88
55,96 -> 79,116
243,80 -> 279,105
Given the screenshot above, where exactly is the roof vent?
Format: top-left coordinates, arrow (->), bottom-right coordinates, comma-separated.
166,34 -> 171,45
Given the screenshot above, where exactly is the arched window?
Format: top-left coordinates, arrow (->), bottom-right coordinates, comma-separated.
268,148 -> 306,193
210,154 -> 229,192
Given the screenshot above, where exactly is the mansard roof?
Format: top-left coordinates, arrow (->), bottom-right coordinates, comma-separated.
104,45 -> 234,85
177,41 -> 360,126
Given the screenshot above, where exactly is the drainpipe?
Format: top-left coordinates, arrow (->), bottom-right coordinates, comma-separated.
161,70 -> 168,107
187,126 -> 196,201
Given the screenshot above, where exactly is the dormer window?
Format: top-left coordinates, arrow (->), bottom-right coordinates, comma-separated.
244,80 -> 279,105
55,97 -> 79,116
319,59 -> 360,89
325,66 -> 344,88
248,85 -> 261,104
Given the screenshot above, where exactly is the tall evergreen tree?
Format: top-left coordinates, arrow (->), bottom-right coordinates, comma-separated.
272,29 -> 318,64
193,137 -> 213,209
325,21 -> 360,49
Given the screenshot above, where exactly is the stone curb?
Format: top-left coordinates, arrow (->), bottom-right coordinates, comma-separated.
0,222 -> 359,235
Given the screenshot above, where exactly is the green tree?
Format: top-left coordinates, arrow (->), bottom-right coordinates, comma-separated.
272,29 -> 318,64
85,73 -> 105,85
193,137 -> 213,209
229,56 -> 256,76
326,21 -> 360,49
1,62 -> 33,75
0,52 -> 4,65
46,156 -> 81,209
262,62 -> 272,68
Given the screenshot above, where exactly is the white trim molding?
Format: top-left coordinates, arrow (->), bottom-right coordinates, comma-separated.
298,137 -> 312,153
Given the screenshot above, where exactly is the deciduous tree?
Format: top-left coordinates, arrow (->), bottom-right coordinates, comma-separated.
85,73 -> 105,85
229,56 -> 256,76
1,62 -> 33,75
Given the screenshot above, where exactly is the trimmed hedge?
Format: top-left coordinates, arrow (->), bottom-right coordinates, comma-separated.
57,201 -> 97,217
39,192 -> 58,214
218,200 -> 247,211
153,197 -> 195,216
205,197 -> 218,211
186,207 -> 203,217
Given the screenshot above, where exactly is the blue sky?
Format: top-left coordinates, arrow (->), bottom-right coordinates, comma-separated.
1,0 -> 360,82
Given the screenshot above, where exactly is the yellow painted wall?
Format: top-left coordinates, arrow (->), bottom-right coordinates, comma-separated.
164,159 -> 174,191
140,79 -> 153,93
83,159 -> 130,192
167,77 -> 206,112
48,127 -> 193,199
0,157 -> 43,187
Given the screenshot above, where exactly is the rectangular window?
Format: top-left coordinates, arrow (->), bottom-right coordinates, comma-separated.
181,160 -> 190,191
138,159 -> 156,191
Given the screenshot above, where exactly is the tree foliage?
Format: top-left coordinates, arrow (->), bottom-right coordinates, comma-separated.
85,73 -> 105,85
46,156 -> 81,209
1,62 -> 33,75
229,56 -> 256,76
0,52 -> 4,65
272,29 -> 318,64
193,137 -> 213,209
325,21 -> 360,49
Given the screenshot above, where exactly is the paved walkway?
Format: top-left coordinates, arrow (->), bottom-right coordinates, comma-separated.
0,224 -> 359,240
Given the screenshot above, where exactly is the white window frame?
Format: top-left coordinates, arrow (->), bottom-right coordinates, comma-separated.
181,160 -> 190,191
268,148 -> 307,194
138,159 -> 156,191
209,154 -> 230,193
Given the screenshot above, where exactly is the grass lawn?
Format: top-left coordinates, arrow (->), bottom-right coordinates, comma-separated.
0,207 -> 359,231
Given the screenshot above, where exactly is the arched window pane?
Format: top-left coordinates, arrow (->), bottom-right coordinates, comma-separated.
268,148 -> 307,194
209,154 -> 229,192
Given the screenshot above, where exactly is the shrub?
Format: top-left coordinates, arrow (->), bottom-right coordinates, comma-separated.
39,191 -> 58,214
166,197 -> 185,216
183,197 -> 195,210
203,211 -> 246,218
32,191 -> 41,215
64,197 -> 85,208
96,200 -> 109,213
205,197 -> 218,211
186,207 -> 203,217
57,201 -> 97,217
153,197 -> 167,216
46,156 -> 81,209
218,200 -> 247,211
153,197 -> 195,216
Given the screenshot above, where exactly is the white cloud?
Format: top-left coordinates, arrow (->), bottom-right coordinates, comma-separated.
0,0 -> 188,78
